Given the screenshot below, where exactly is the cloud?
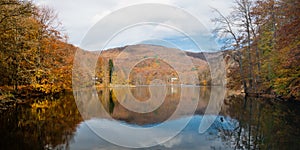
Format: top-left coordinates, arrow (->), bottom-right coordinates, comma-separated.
161,135 -> 182,148
34,0 -> 234,51
66,115 -> 235,149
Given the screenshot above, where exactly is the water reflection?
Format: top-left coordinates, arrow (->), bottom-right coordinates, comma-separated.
68,115 -> 236,150
0,94 -> 82,149
220,96 -> 300,149
0,87 -> 300,149
95,86 -> 211,125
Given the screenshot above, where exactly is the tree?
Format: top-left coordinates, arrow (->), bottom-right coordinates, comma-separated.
212,0 -> 258,94
232,0 -> 257,91
0,0 -> 35,91
108,59 -> 114,84
213,0 -> 300,98
0,0 -> 74,95
29,6 -> 67,93
253,0 -> 300,97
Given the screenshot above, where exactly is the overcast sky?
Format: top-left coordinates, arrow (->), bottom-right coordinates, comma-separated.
34,0 -> 234,51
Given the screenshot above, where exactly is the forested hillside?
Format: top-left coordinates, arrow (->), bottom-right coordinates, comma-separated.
96,45 -> 211,86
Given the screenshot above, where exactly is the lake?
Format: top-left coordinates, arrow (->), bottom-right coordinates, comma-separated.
0,86 -> 300,149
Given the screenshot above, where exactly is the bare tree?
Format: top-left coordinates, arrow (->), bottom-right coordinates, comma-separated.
212,0 -> 261,94
212,7 -> 247,93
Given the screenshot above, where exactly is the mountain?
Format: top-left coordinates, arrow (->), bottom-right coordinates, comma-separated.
92,44 -> 239,89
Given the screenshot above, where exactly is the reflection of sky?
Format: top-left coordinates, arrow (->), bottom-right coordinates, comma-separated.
65,115 -> 237,150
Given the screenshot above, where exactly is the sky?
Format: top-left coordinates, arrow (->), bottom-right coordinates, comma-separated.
34,0 -> 234,52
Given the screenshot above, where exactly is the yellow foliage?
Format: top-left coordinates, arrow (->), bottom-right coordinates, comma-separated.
202,80 -> 207,86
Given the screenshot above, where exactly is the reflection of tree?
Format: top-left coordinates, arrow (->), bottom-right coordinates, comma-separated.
0,94 -> 82,149
219,96 -> 300,149
108,90 -> 115,114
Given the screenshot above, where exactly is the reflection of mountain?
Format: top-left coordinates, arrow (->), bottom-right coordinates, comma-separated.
91,86 -> 226,125
96,44 -> 230,86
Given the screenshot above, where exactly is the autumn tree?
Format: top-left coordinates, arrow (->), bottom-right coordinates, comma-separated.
0,0 -> 35,91
213,0 -> 300,98
212,0 -> 259,94
0,0 -> 75,95
29,6 -> 69,94
269,0 -> 300,97
251,0 -> 299,97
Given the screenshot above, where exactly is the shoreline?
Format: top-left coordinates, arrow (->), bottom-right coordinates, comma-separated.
1,86 -> 299,114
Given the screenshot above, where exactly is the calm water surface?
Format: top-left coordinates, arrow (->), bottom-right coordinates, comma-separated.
0,86 -> 300,149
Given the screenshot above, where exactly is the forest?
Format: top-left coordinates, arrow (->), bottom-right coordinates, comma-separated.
0,0 -> 299,103
0,0 -> 76,97
212,0 -> 299,99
